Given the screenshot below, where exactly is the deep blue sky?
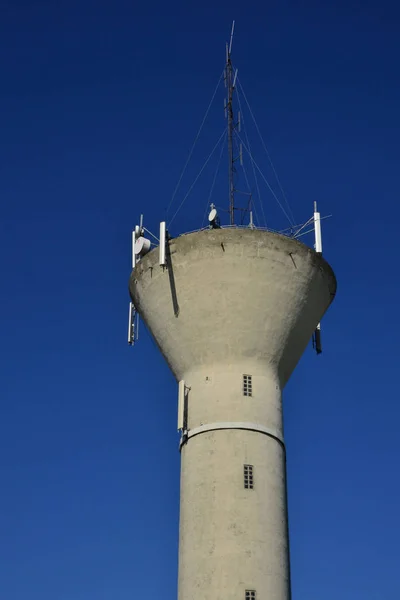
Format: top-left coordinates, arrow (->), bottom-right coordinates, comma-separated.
1,1 -> 399,598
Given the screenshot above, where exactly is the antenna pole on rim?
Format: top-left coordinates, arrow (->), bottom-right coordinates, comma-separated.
226,21 -> 236,225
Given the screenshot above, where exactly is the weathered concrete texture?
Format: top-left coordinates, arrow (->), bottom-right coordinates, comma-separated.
180,430 -> 288,599
178,368 -> 288,600
129,228 -> 336,600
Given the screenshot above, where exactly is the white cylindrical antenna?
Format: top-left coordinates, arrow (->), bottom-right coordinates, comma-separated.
229,20 -> 235,55
249,210 -> 254,229
128,302 -> 134,345
314,201 -> 322,254
232,68 -> 238,89
178,380 -> 185,430
159,221 -> 167,266
132,231 -> 136,269
139,214 -> 144,232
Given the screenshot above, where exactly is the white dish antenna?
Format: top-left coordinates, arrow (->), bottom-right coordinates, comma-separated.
208,204 -> 220,228
208,208 -> 217,223
135,236 -> 151,257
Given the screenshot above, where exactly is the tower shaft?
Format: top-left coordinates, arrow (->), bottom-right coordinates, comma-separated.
178,365 -> 290,599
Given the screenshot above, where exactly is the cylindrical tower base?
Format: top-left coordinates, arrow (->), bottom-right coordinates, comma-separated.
179,429 -> 289,599
177,365 -> 289,600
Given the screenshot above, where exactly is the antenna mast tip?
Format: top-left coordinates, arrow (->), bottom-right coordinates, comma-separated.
229,21 -> 235,55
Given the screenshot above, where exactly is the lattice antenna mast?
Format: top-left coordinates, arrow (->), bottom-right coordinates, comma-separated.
226,21 -> 237,225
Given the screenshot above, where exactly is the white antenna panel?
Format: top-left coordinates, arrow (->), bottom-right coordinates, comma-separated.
135,237 -> 151,257
313,202 -> 322,254
128,302 -> 134,345
159,221 -> 167,266
132,231 -> 136,269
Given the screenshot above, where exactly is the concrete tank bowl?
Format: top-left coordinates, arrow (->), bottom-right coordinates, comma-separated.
129,228 -> 336,387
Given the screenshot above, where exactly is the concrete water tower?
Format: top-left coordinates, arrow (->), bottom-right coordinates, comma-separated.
128,25 -> 336,600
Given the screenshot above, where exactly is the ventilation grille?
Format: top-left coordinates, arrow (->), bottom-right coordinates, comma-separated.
243,374 -> 252,397
244,464 -> 254,489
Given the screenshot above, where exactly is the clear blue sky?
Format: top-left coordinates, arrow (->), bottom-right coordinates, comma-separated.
1,1 -> 399,599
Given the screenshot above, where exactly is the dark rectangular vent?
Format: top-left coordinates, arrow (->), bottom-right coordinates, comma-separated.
243,374 -> 252,397
244,464 -> 254,490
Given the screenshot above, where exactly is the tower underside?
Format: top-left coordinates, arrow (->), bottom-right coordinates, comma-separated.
129,228 -> 336,599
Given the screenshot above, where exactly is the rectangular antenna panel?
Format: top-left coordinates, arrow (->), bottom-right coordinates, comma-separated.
314,323 -> 322,354
314,211 -> 322,254
132,231 -> 136,269
177,380 -> 185,430
159,221 -> 166,266
128,302 -> 134,345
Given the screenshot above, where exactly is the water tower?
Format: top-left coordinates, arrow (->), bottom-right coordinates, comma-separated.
128,25 -> 336,600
